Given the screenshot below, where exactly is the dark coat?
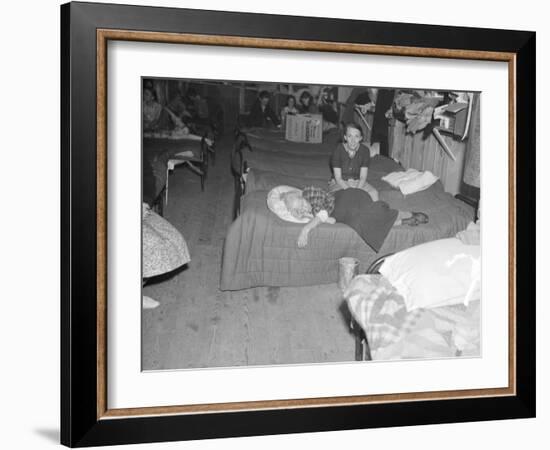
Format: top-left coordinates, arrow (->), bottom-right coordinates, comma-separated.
247,99 -> 280,127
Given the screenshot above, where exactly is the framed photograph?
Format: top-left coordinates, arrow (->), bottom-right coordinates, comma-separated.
61,1 -> 535,447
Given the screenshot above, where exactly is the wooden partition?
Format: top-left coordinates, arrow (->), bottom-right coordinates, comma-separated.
389,120 -> 467,195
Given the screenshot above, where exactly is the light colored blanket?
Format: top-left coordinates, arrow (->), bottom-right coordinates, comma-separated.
345,275 -> 480,360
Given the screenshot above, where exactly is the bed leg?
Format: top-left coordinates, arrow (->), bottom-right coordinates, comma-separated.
350,317 -> 373,361
350,319 -> 363,361
363,338 -> 372,361
355,336 -> 363,361
233,176 -> 241,219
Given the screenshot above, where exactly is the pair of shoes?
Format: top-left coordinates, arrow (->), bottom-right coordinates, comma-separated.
402,212 -> 429,226
142,296 -> 160,309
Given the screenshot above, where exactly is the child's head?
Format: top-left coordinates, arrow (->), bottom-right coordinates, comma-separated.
186,87 -> 200,100
286,95 -> 296,108
281,190 -> 312,220
343,122 -> 363,149
259,90 -> 271,106
321,87 -> 333,102
299,91 -> 312,106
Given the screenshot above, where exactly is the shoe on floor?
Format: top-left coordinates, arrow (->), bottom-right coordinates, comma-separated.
142,296 -> 160,309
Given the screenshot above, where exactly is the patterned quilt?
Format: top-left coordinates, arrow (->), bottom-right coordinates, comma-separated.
221,155 -> 473,290
345,275 -> 480,360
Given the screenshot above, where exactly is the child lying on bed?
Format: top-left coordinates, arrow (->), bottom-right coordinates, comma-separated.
280,186 -> 428,249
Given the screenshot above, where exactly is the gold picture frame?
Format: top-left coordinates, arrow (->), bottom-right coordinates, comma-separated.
62,2 -> 534,446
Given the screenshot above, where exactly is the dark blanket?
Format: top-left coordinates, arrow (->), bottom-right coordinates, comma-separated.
333,188 -> 398,252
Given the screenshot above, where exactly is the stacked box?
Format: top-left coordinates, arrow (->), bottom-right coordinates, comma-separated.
285,114 -> 323,143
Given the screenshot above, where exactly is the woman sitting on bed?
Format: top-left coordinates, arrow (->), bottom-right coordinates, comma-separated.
281,186 -> 428,249
329,122 -> 379,201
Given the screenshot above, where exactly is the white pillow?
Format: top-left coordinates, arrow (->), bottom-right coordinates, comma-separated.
399,170 -> 439,195
266,185 -> 311,223
379,238 -> 480,311
382,169 -> 439,195
382,168 -> 418,188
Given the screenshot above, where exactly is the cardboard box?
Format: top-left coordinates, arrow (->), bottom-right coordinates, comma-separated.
285,114 -> 323,143
434,102 -> 469,138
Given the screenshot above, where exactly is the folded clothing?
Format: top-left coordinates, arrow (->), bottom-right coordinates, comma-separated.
382,169 -> 439,195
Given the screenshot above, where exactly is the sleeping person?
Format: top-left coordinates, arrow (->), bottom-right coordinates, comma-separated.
278,186 -> 428,250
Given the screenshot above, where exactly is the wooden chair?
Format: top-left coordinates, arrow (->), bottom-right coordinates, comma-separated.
231,126 -> 254,214
201,126 -> 217,166
165,136 -> 210,205
198,135 -> 211,191
231,134 -> 247,219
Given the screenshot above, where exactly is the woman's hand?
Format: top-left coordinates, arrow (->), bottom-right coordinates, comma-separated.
357,168 -> 368,190
333,168 -> 348,190
337,180 -> 349,190
297,229 -> 309,248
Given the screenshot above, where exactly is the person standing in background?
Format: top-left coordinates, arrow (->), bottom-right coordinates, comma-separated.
247,90 -> 280,128
343,87 -> 395,157
371,88 -> 395,157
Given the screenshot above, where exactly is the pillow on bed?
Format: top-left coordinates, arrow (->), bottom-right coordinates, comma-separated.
382,169 -> 439,195
379,238 -> 480,311
267,185 -> 311,223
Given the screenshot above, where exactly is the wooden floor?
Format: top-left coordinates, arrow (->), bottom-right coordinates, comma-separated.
142,134 -> 356,370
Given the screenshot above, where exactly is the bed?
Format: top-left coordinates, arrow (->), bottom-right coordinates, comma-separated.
345,273 -> 480,361
142,136 -> 211,211
243,126 -> 340,155
221,152 -> 474,290
229,127 -> 340,217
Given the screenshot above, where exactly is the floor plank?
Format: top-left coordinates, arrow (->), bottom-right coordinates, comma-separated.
142,135 -> 355,370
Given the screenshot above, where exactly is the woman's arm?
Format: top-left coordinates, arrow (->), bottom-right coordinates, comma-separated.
267,106 -> 281,126
357,167 -> 368,189
297,215 -> 336,248
333,168 -> 349,190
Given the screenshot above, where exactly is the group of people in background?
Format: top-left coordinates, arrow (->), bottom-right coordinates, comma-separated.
246,86 -> 395,158
143,80 -> 397,159
142,80 -> 220,136
246,87 -> 339,130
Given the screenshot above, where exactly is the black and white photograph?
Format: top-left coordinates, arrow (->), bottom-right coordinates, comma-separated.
141,78 -> 481,370
2,0 -> 541,447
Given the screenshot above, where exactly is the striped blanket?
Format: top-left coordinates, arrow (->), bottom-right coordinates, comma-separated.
345,275 -> 480,360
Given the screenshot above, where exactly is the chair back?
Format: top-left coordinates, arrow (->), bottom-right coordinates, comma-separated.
200,135 -> 210,166
231,138 -> 244,177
